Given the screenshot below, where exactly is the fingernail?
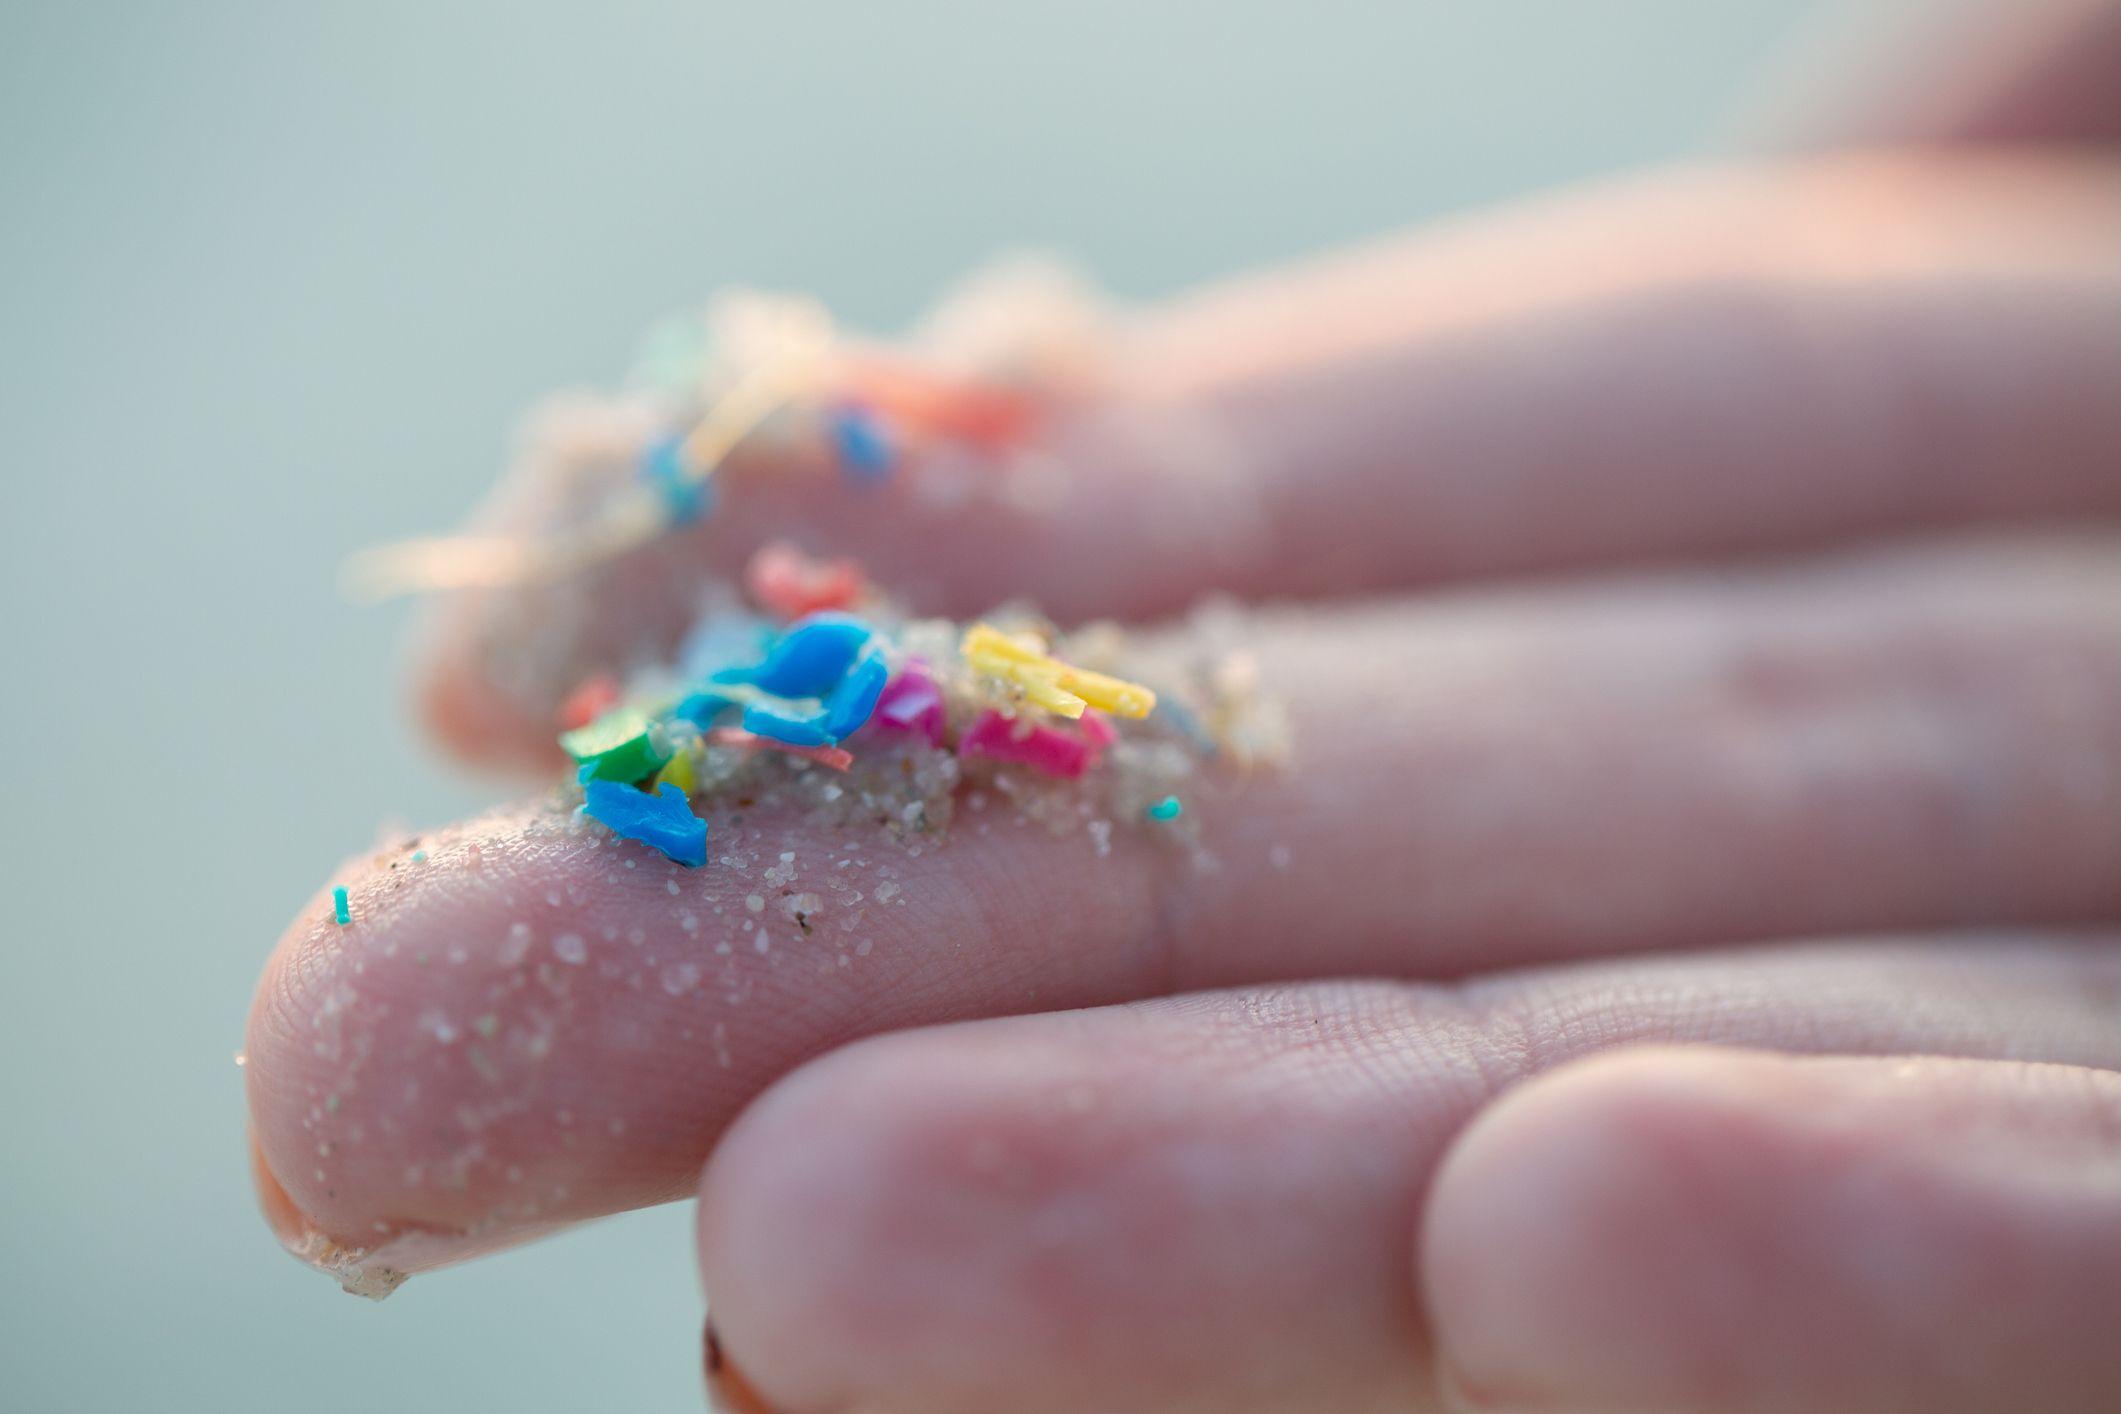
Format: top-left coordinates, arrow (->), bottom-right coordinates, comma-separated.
705,1321 -> 784,1414
250,1130 -> 410,1299
251,1130 -> 557,1299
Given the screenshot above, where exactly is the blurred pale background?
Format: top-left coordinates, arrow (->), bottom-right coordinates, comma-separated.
1,2 -> 1864,1408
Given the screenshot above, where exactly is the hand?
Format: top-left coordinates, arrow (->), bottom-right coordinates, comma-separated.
246,4 -> 2121,1409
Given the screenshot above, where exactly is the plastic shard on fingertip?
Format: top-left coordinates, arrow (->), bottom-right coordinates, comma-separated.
718,612 -> 877,700
739,645 -> 888,747
640,435 -> 712,526
961,622 -> 1157,719
829,403 -> 897,483
653,748 -> 699,797
959,708 -> 1115,779
581,781 -> 708,867
871,668 -> 947,746
705,727 -> 854,773
745,542 -> 868,619
561,705 -> 672,783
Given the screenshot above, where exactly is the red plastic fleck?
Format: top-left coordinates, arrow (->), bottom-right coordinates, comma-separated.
557,673 -> 623,731
705,727 -> 855,773
744,542 -> 868,620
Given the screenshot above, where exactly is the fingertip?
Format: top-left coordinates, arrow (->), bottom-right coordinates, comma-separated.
1422,1047 -> 2121,1414
399,388 -> 665,772
705,1319 -> 787,1414
694,1036 -> 1014,1413
242,804 -> 726,1287
696,1026 -> 1187,1414
1423,1046 -> 1786,1412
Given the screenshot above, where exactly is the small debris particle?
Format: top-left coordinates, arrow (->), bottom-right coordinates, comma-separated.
331,887 -> 351,926
410,850 -> 428,864
1147,795 -> 1183,821
745,894 -> 765,913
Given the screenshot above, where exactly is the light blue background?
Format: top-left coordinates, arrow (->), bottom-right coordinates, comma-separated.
2,3 -> 1846,1408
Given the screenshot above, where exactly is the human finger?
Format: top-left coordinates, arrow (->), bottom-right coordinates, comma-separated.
1427,1047 -> 2121,1413
416,151 -> 2121,769
1757,0 -> 2121,150
689,947 -> 2121,1412
249,534 -> 2121,1289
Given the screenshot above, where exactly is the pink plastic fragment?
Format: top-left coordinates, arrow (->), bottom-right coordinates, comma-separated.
958,709 -> 1113,779
870,669 -> 947,747
705,727 -> 854,773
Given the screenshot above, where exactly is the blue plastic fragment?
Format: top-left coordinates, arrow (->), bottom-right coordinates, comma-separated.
717,612 -> 876,699
582,780 -> 708,867
830,405 -> 895,483
820,650 -> 888,739
741,700 -> 833,747
640,436 -> 712,526
1146,795 -> 1184,822
733,627 -> 890,748
331,886 -> 351,925
673,689 -> 738,728
678,612 -> 774,683
1152,691 -> 1219,758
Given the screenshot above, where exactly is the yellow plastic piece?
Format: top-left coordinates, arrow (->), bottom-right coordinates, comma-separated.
653,748 -> 698,797
960,623 -> 1157,720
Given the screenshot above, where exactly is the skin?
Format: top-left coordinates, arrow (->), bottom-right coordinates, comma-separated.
247,4 -> 2121,1410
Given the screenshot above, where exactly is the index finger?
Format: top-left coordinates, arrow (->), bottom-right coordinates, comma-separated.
248,536 -> 2121,1291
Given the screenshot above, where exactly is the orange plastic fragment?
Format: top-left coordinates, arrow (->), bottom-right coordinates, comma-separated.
837,356 -> 1039,450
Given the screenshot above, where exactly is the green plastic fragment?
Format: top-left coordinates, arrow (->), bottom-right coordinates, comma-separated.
1146,795 -> 1183,822
560,704 -> 672,783
332,886 -> 351,925
410,849 -> 427,864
